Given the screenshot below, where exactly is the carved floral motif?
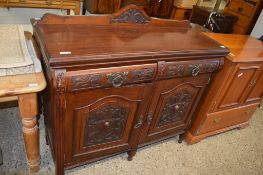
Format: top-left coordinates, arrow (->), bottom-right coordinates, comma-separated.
158,92 -> 192,126
111,8 -> 150,24
84,104 -> 129,146
72,74 -> 102,90
131,68 -> 155,82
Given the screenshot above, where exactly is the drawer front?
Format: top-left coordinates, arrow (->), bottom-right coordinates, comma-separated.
66,64 -> 157,92
157,58 -> 223,80
228,0 -> 254,17
8,0 -> 62,6
199,103 -> 258,134
224,11 -> 250,28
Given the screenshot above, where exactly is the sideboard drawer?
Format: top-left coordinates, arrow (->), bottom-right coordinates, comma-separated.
157,58 -> 223,80
8,0 -> 62,6
198,103 -> 258,134
66,64 -> 157,91
228,0 -> 254,18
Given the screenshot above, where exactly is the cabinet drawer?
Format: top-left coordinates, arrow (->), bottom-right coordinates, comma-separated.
228,0 -> 254,17
199,103 -> 258,134
66,64 -> 157,91
157,58 -> 223,80
8,0 -> 61,6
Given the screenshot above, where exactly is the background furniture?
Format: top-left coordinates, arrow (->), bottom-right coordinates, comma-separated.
0,0 -> 81,15
82,0 -> 121,14
82,0 -> 174,18
33,5 -> 228,175
186,33 -> 263,144
171,0 -> 198,20
189,5 -> 237,33
224,0 -> 263,34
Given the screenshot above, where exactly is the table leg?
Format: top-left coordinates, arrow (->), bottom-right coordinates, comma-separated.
18,93 -> 40,172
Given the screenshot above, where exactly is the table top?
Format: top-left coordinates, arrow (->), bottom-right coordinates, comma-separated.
0,72 -> 46,97
33,5 -> 228,68
205,33 -> 263,62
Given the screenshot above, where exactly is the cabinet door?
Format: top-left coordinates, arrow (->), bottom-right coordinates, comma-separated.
245,64 -> 263,103
139,74 -> 210,144
64,84 -> 152,164
217,63 -> 261,109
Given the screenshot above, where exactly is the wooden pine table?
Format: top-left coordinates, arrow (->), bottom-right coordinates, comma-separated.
0,72 -> 46,172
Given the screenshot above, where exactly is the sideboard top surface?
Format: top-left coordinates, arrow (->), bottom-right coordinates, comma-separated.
205,33 -> 263,62
33,5 -> 228,67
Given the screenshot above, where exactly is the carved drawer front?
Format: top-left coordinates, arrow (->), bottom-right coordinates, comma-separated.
66,64 -> 157,91
198,103 -> 258,135
139,74 -> 210,144
64,84 -> 152,163
157,58 -> 223,80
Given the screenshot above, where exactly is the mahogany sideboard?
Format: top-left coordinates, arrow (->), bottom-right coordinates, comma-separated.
186,33 -> 263,144
0,0 -> 81,15
32,5 -> 228,175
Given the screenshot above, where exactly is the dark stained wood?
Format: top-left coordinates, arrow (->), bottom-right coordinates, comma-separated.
32,5 -> 228,175
82,0 -> 122,14
150,0 -> 174,18
186,33 -> 263,144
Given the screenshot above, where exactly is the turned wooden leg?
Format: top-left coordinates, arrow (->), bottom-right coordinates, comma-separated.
74,2 -> 80,15
127,150 -> 136,161
18,93 -> 40,172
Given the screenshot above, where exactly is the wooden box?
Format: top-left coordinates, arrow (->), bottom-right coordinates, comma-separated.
32,5 -> 228,175
186,33 -> 263,144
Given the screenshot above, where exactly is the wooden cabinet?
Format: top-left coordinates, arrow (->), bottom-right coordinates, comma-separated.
0,0 -> 81,15
82,0 -> 122,14
186,33 -> 263,144
224,0 -> 263,34
32,6 -> 228,175
150,0 -> 174,18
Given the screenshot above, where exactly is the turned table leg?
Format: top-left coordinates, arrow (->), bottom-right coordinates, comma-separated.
18,93 -> 40,172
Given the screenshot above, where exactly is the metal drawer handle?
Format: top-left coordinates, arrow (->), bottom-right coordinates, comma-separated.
107,72 -> 128,87
190,65 -> 200,76
134,115 -> 143,129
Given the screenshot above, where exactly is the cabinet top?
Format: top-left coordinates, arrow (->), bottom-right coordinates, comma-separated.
205,33 -> 263,62
33,5 -> 228,68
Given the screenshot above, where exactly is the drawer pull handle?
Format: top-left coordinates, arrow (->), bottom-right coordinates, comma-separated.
249,80 -> 257,87
46,1 -> 52,6
238,7 -> 243,12
213,118 -> 221,123
107,72 -> 128,87
134,115 -> 143,129
190,65 -> 200,76
147,112 -> 153,125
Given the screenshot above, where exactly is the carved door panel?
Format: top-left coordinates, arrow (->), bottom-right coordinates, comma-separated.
217,63 -> 261,109
139,74 -> 210,144
64,84 -> 152,163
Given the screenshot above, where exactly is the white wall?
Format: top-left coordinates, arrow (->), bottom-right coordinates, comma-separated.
251,10 -> 263,39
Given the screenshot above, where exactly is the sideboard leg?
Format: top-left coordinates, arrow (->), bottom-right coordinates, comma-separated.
18,93 -> 40,172
127,150 -> 136,161
178,133 -> 185,144
82,6 -> 86,15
